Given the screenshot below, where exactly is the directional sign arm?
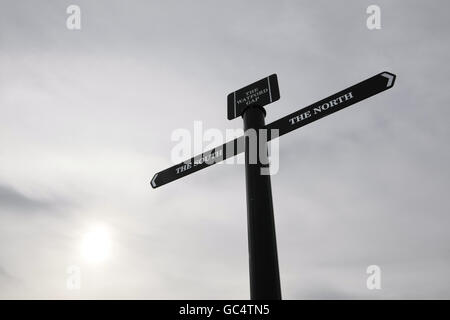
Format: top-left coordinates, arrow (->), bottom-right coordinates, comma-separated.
150,135 -> 246,188
265,72 -> 396,139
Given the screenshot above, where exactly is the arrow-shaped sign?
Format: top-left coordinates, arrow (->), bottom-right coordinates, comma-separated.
151,71 -> 396,188
264,71 -> 396,139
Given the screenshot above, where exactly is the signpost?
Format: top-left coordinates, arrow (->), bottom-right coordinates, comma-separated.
150,71 -> 396,300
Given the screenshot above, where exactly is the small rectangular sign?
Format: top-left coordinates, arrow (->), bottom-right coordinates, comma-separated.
227,74 -> 280,120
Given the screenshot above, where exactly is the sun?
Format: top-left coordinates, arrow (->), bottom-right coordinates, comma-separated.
80,225 -> 112,264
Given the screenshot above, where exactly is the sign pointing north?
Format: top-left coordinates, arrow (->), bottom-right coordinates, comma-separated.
265,72 -> 396,139
151,71 -> 396,188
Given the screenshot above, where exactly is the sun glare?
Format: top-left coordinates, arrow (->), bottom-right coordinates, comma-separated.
80,225 -> 111,264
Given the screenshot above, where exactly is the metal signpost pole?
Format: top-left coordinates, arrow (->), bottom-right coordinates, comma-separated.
150,71 -> 396,300
242,105 -> 281,300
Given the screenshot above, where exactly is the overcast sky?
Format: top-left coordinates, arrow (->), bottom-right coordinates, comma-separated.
1,0 -> 449,299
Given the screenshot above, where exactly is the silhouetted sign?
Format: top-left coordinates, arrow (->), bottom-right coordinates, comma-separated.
151,135 -> 245,188
151,72 -> 396,188
265,72 -> 396,139
227,74 -> 280,120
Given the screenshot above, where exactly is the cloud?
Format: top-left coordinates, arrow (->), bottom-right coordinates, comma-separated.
0,184 -> 53,212
0,265 -> 18,284
0,0 -> 449,299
